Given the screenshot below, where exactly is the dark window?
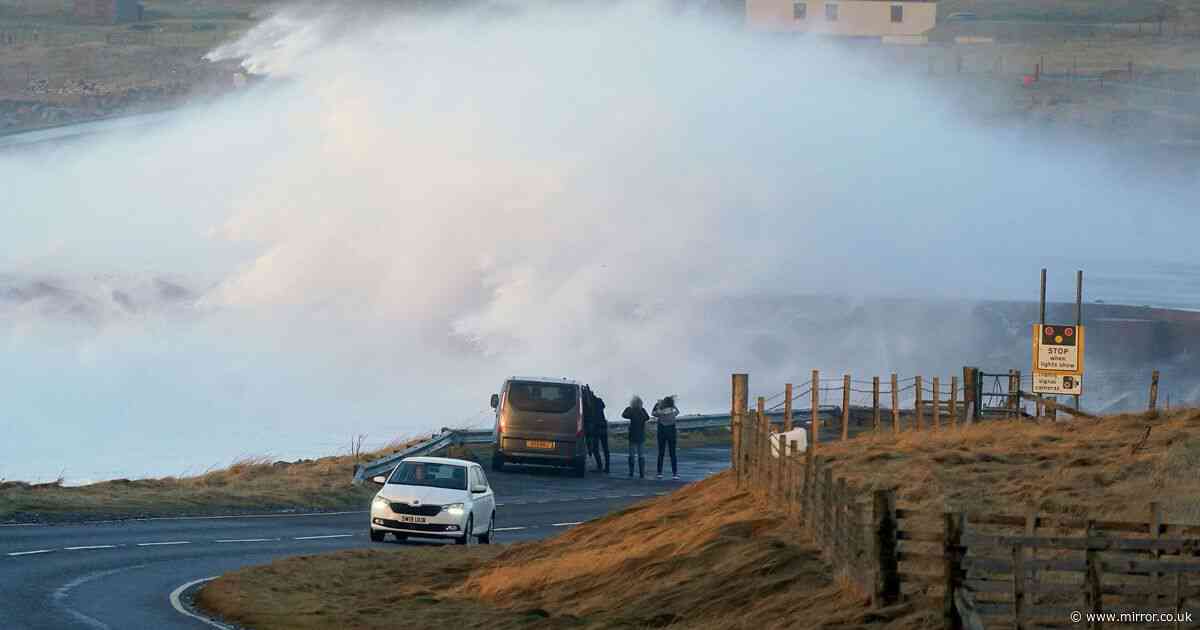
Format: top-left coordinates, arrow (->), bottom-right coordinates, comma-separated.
825,3 -> 838,21
387,461 -> 467,491
891,5 -> 903,22
793,2 -> 806,20
506,381 -> 577,413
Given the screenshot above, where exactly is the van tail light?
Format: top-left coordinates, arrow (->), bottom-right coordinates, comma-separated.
576,398 -> 584,438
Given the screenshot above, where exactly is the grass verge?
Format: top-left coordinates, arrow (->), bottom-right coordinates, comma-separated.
0,437 -> 428,523
197,471 -> 933,629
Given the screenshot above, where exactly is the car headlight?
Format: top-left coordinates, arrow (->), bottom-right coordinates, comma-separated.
442,503 -> 465,515
372,496 -> 390,509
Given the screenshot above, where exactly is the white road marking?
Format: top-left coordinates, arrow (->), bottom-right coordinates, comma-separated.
214,538 -> 278,543
629,493 -> 645,497
7,549 -> 53,556
64,545 -> 118,551
169,576 -> 234,629
54,565 -> 146,630
580,496 -> 597,500
492,526 -> 526,532
292,534 -> 353,540
551,521 -> 583,527
137,541 -> 191,547
495,503 -> 505,507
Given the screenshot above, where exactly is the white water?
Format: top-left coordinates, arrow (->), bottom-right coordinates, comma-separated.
2,2 -> 1198,483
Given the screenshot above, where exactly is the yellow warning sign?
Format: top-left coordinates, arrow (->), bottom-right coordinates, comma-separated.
1032,324 -> 1085,395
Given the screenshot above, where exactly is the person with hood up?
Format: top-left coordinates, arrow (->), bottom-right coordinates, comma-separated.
621,395 -> 649,478
652,395 -> 680,479
583,385 -> 610,473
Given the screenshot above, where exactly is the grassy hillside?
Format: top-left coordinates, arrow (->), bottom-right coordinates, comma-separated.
816,408 -> 1200,523
0,437 -> 426,523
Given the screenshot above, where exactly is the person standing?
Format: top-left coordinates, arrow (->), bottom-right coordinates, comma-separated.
584,386 -> 610,473
652,395 -> 680,479
621,395 -> 649,478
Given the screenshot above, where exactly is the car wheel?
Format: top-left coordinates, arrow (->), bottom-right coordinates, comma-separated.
457,516 -> 474,546
369,528 -> 386,542
491,451 -> 505,472
479,513 -> 495,544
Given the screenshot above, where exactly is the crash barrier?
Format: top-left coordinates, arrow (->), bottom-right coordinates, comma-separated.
351,408 -> 836,485
733,373 -> 1197,629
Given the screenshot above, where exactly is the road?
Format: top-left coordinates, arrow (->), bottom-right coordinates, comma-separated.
0,445 -> 730,629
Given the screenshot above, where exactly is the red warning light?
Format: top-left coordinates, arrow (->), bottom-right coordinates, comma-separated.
1044,326 -> 1055,336
1064,327 -> 1074,337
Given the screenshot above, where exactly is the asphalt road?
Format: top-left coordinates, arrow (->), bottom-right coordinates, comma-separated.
0,445 -> 730,630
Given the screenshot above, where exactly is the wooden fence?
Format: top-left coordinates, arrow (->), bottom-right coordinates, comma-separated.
731,372 -> 1198,629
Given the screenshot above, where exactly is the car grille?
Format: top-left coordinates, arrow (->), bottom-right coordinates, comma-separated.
389,502 -> 442,517
375,518 -> 459,533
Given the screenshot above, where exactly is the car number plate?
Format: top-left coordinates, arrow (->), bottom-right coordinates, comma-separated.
527,440 -> 555,449
399,515 -> 426,524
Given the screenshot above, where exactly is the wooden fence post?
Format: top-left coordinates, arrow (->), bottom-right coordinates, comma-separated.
788,440 -> 799,518
777,429 -> 786,498
891,373 -> 900,435
784,383 -> 794,431
1007,370 -> 1016,418
803,449 -> 815,528
823,462 -> 834,555
1149,370 -> 1160,417
932,377 -> 941,430
872,488 -> 899,607
757,397 -> 767,494
1086,520 -> 1103,628
1025,509 -> 1038,607
842,374 -> 851,441
1014,370 -> 1022,416
1012,543 -> 1026,630
1151,501 -> 1163,605
944,512 -> 965,630
732,374 -> 748,476
812,370 -> 820,450
872,377 -> 881,433
950,376 -> 958,428
836,477 -> 848,574
915,376 -> 924,430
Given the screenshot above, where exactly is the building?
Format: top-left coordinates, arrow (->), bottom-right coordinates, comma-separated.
746,0 -> 936,38
73,0 -> 144,24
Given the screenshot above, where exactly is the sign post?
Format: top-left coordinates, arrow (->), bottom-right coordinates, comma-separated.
1032,270 -> 1085,405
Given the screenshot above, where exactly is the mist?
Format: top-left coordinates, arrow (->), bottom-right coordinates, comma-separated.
2,1 -> 1198,482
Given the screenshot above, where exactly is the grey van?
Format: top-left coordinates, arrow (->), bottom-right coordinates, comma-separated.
490,377 -> 586,477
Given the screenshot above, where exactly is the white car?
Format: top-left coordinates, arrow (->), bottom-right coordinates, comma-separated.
369,456 -> 497,545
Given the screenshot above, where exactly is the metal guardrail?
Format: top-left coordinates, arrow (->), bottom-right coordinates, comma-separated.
350,407 -> 841,485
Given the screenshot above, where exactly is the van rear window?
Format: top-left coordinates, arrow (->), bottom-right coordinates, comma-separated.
506,382 -> 577,413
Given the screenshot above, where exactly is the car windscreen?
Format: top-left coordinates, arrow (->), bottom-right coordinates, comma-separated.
387,461 -> 467,491
506,381 -> 577,414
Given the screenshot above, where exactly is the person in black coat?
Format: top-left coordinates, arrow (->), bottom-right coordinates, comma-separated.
621,395 -> 649,478
583,385 -> 610,473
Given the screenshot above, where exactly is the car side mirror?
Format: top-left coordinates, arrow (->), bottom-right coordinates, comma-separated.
490,394 -> 499,409
472,483 -> 488,493
371,475 -> 387,485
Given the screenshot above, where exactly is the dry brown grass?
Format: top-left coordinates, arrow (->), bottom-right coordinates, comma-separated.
198,472 -> 936,630
815,408 -> 1200,523
0,437 -> 429,522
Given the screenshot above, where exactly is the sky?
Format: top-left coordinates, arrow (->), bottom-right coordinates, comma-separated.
2,1 -> 1198,482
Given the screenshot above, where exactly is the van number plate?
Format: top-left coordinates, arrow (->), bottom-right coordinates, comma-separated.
399,515 -> 426,524
526,440 -> 555,449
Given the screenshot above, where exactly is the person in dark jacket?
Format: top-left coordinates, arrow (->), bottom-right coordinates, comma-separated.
583,386 -> 610,473
652,395 -> 680,479
621,395 -> 649,478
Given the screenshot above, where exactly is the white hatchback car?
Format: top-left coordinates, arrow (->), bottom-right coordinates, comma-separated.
369,456 -> 497,545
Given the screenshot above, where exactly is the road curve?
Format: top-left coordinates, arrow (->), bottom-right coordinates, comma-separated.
0,445 -> 729,629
